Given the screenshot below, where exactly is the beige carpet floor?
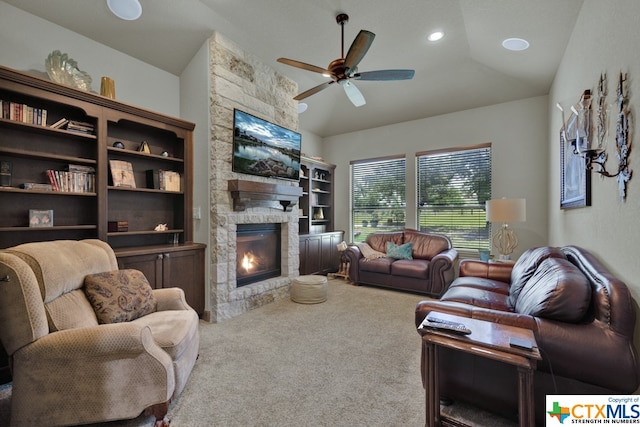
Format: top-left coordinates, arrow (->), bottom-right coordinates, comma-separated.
0,279 -> 516,427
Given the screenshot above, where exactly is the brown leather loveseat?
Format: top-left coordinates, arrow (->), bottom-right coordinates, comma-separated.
415,245 -> 640,425
344,229 -> 458,297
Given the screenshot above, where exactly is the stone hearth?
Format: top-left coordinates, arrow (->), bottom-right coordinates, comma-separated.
211,210 -> 298,322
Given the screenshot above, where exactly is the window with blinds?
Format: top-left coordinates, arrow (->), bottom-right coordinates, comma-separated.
416,144 -> 492,251
351,156 -> 406,243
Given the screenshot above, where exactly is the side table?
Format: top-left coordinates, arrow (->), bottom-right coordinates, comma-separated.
418,311 -> 541,427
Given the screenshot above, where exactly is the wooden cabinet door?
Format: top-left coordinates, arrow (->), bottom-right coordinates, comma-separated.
299,234 -> 322,275
320,234 -> 335,273
117,252 -> 163,288
162,248 -> 205,315
116,244 -> 205,315
320,232 -> 343,273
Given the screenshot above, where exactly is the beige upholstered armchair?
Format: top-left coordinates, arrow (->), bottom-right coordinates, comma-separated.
0,239 -> 200,427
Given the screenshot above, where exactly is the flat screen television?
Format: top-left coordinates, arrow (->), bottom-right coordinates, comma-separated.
232,109 -> 301,181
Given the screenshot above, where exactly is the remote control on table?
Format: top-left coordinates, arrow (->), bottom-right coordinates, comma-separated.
422,316 -> 472,335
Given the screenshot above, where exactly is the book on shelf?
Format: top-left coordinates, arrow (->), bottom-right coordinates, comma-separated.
163,171 -> 181,192
68,164 -> 96,174
146,169 -> 181,191
49,118 -> 69,129
20,183 -> 53,191
109,160 -> 136,188
66,120 -> 94,135
1,100 -> 47,126
45,164 -> 95,193
0,160 -> 11,187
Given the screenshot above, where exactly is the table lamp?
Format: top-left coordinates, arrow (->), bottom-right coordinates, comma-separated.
486,198 -> 526,260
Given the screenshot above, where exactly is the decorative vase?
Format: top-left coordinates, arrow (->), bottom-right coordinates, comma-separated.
100,77 -> 116,99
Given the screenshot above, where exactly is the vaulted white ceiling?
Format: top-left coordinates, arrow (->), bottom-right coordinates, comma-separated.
4,0 -> 584,137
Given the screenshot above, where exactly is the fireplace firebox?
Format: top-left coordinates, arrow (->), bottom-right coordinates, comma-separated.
236,223 -> 281,287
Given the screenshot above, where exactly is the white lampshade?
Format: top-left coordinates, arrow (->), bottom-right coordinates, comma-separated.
486,198 -> 526,223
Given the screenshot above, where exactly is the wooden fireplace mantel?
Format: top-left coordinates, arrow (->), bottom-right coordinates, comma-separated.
228,179 -> 303,212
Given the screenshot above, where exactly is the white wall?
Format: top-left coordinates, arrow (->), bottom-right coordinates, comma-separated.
0,2 -> 179,117
180,40 -> 212,311
300,129 -> 323,159
549,0 -> 640,299
322,96 -> 549,259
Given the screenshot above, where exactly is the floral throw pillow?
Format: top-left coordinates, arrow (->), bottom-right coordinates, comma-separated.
84,269 -> 157,324
386,241 -> 413,260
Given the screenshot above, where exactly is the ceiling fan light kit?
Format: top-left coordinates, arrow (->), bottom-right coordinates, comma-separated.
277,13 -> 415,107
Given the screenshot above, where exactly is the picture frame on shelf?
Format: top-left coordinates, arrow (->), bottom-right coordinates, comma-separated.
109,160 -> 136,188
0,160 -> 11,187
29,209 -> 53,227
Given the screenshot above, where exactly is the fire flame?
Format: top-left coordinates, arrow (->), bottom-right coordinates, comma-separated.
241,252 -> 255,272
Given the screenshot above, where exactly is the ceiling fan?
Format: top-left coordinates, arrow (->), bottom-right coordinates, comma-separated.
277,13 -> 415,107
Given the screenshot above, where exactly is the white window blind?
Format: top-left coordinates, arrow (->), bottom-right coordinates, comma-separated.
351,156 -> 406,243
416,144 -> 492,251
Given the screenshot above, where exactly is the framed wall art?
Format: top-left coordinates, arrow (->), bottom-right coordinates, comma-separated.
560,90 -> 592,209
560,131 -> 591,208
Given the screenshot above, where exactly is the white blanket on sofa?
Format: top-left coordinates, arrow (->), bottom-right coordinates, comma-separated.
357,242 -> 386,261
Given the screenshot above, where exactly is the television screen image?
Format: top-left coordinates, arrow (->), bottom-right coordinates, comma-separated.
232,109 -> 301,181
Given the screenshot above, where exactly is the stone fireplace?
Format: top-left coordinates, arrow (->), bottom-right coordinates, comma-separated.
207,32 -> 301,322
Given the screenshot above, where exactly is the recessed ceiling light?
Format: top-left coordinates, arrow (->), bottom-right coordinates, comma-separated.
427,31 -> 444,42
107,0 -> 142,21
298,103 -> 308,114
502,37 -> 530,51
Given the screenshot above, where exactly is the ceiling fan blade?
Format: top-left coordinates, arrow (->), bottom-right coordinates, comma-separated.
343,30 -> 375,71
277,58 -> 331,75
294,81 -> 335,101
340,80 -> 366,107
355,69 -> 416,81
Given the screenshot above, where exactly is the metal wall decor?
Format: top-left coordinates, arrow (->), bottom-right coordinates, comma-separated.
612,72 -> 632,199
558,72 -> 633,205
585,72 -> 633,200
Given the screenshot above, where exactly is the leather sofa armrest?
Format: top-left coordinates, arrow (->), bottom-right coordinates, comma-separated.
536,319 -> 640,392
459,259 -> 513,283
344,245 -> 362,283
153,287 -> 192,311
415,299 -> 536,330
432,248 -> 458,265
429,248 -> 459,296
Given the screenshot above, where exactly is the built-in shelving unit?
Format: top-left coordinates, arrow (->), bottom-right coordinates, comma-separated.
0,65 -> 205,315
299,156 -> 335,234
298,156 -> 343,275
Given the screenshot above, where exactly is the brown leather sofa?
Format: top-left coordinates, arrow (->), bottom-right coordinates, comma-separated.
415,246 -> 640,426
344,229 -> 458,297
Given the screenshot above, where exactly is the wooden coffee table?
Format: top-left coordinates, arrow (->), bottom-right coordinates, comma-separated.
418,311 -> 541,427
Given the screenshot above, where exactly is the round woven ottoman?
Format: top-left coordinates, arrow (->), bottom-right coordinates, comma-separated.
291,275 -> 328,304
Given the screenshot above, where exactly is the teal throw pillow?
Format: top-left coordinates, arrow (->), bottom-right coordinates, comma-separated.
386,241 -> 413,260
